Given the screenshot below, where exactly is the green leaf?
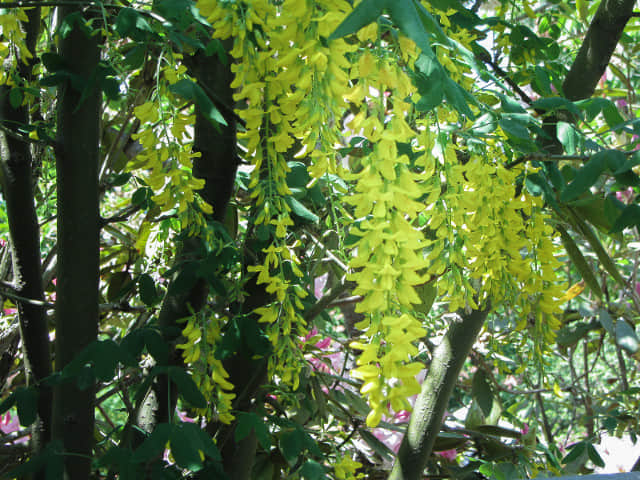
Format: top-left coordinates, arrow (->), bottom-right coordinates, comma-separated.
531,97 -> 581,118
14,387 -> 38,426
143,328 -> 169,364
603,102 -> 625,130
358,429 -> 395,461
496,92 -> 527,114
570,211 -> 625,286
598,309 -> 615,336
279,427 -> 306,464
412,54 -> 445,112
472,370 -> 494,418
412,0 -> 450,44
443,78 -> 475,119
389,0 -> 436,54
0,391 -> 16,415
169,79 -> 227,128
328,0 -> 385,40
235,412 -> 271,449
286,161 -> 311,189
433,432 -> 469,451
556,121 -> 580,154
571,194 -> 620,234
286,196 -> 319,223
92,340 -> 130,380
611,203 -> 640,232
170,424 -> 203,471
499,116 -> 530,142
556,320 -> 598,347
115,8 -> 154,40
300,460 -> 328,480
587,442 -> 605,468
107,271 -> 134,302
138,273 -> 160,306
132,423 -> 172,463
472,112 -> 497,135
41,52 -> 68,72
180,422 -> 221,461
472,425 -> 522,439
167,366 -> 207,408
9,88 -> 23,109
616,318 -> 639,354
123,44 -> 147,70
561,152 -> 608,202
557,225 -> 602,298
120,329 -> 145,358
562,441 -> 586,464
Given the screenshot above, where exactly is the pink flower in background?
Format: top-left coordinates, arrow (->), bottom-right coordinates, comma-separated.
48,278 -> 57,302
635,283 -> 640,297
616,187 -> 635,204
2,307 -> 16,315
394,410 -> 411,422
176,410 -> 196,423
437,449 -> 457,462
0,412 -> 19,434
314,273 -> 328,299
521,424 -> 530,435
1,412 -> 29,444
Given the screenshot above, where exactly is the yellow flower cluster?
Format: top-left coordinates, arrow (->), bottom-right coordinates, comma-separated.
0,8 -> 32,85
194,0 -> 564,427
334,455 -> 364,480
129,90 -> 213,238
195,0 -> 359,389
177,314 -> 236,424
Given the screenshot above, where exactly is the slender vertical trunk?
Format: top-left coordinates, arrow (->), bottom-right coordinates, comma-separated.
52,4 -> 100,478
0,2 -> 52,473
389,308 -> 489,480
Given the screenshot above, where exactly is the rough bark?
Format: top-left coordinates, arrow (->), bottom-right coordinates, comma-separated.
562,0 -> 636,101
51,4 -> 101,478
0,2 -> 52,472
389,308 -> 489,480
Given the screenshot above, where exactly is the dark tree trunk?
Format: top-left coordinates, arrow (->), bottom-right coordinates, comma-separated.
0,3 -> 52,475
51,4 -> 101,478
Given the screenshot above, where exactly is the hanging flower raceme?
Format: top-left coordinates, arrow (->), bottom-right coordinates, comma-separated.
195,0 -> 564,428
177,313 -> 236,423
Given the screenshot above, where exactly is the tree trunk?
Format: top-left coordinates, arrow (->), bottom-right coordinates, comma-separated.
562,0 -> 636,101
389,308 -> 489,480
0,3 -> 52,475
52,4 -> 101,478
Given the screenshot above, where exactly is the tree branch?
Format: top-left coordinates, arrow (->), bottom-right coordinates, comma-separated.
563,0 -> 636,101
389,307 -> 490,480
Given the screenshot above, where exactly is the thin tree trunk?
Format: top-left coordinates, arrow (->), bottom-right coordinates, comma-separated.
0,2 -> 52,474
389,308 -> 489,480
52,3 -> 101,478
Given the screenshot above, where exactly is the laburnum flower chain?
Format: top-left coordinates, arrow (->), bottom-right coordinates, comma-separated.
194,0 -> 564,432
